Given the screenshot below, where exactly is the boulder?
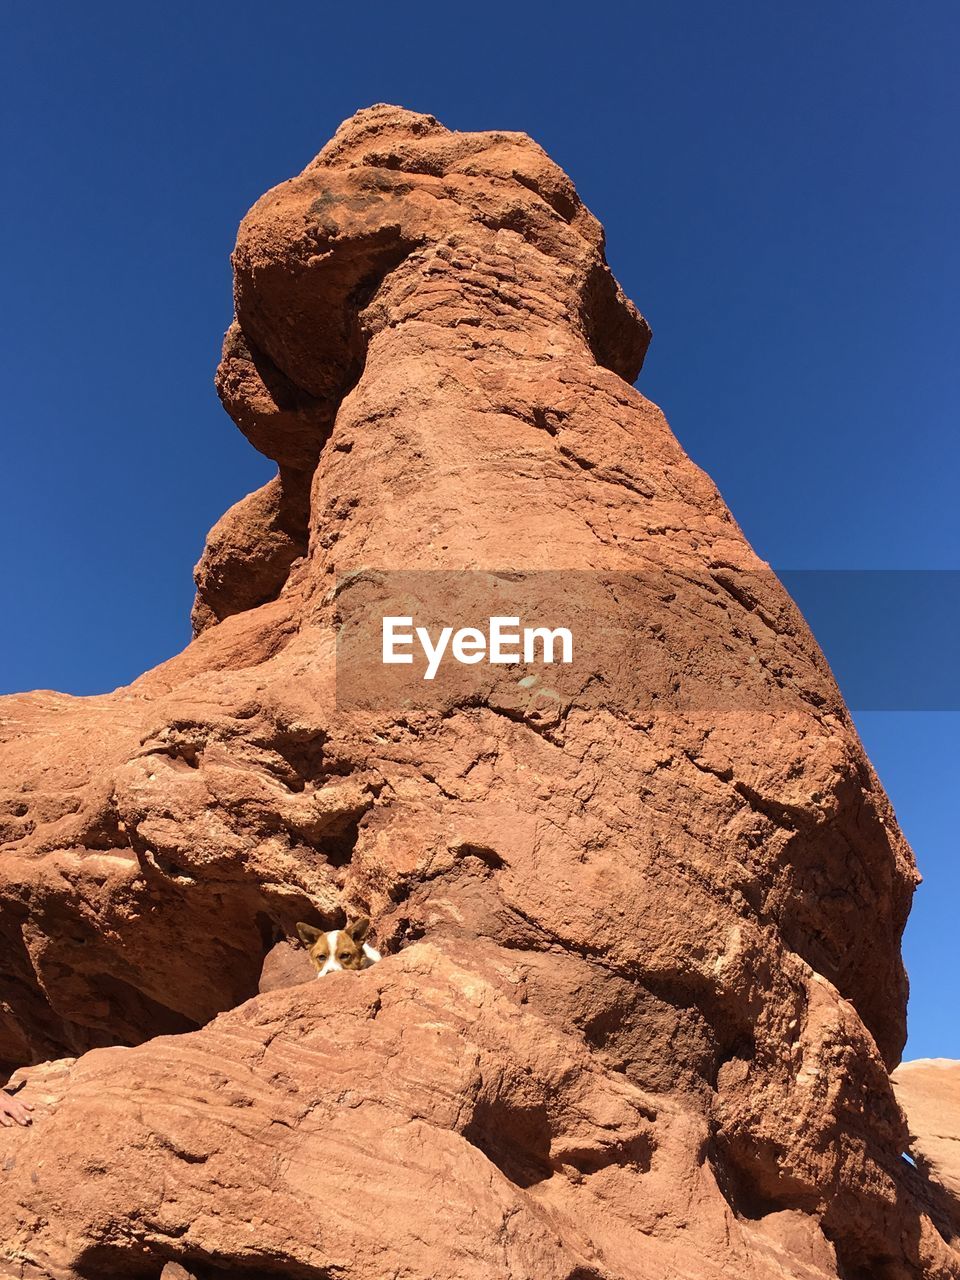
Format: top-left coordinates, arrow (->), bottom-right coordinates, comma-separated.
0,105 -> 951,1278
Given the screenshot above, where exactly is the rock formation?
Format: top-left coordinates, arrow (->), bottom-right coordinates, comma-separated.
893,1060 -> 960,1240
0,105 -> 956,1279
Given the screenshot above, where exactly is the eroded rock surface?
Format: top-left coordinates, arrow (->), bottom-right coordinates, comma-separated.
1,105 -> 955,1279
894,1060 -> 960,1234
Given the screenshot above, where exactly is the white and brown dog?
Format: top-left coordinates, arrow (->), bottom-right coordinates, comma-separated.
296,916 -> 381,977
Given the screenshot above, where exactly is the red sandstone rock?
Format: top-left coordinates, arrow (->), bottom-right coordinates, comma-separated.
257,937 -> 315,993
0,105 -> 954,1278
192,468 -> 310,633
893,1059 -> 960,1232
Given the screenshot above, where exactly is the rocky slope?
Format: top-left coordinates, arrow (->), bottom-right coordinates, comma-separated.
0,105 -> 956,1279
893,1060 -> 960,1239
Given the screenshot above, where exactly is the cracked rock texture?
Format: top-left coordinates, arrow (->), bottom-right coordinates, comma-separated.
0,105 -> 956,1279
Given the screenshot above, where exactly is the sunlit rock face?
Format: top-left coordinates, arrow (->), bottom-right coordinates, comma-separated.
1,106 -> 952,1280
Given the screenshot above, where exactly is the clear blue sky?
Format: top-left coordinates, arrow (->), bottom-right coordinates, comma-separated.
1,2 -> 957,1059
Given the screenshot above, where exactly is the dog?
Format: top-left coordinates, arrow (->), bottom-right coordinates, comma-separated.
296,915 -> 381,977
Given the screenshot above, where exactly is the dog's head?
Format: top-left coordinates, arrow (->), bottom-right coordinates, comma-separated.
296,916 -> 372,976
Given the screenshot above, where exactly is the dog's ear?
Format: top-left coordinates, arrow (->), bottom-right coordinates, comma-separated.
345,915 -> 370,944
296,921 -> 322,947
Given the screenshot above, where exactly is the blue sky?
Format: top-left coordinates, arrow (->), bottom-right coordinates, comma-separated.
1,2 -> 956,1058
